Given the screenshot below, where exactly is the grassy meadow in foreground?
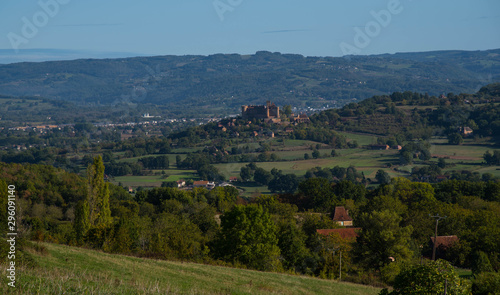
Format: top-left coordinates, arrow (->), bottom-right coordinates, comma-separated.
0,242 -> 381,295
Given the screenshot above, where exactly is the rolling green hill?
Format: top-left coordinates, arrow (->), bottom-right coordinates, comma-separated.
0,49 -> 499,117
1,242 -> 381,295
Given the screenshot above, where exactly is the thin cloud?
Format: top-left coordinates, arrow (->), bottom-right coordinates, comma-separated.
54,23 -> 123,27
261,29 -> 311,34
461,15 -> 500,21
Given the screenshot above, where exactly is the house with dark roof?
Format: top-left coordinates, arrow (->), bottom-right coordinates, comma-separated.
193,181 -> 215,189
293,113 -> 310,124
332,206 -> 353,226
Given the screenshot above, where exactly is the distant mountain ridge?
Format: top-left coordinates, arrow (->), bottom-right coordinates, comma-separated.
0,49 -> 498,115
0,48 -> 146,64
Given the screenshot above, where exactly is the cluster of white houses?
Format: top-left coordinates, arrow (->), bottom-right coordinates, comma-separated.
173,178 -> 238,190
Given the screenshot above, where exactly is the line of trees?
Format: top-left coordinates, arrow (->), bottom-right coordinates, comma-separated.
139,155 -> 169,169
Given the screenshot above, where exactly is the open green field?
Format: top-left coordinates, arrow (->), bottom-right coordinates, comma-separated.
112,169 -> 197,188
234,182 -> 272,198
109,132 -> 500,190
0,242 -> 382,295
427,138 -> 500,177
111,175 -> 167,187
234,139 -> 328,151
279,139 -> 324,148
170,147 -> 204,153
118,154 -> 185,167
338,132 -> 378,146
244,149 -> 335,161
215,148 -> 403,179
429,138 -> 496,159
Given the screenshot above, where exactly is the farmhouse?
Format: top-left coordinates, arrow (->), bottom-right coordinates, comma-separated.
293,113 -> 310,124
332,206 -> 353,227
193,180 -> 215,189
176,180 -> 186,188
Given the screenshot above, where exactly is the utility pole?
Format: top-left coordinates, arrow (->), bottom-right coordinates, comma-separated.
328,246 -> 342,281
429,214 -> 447,261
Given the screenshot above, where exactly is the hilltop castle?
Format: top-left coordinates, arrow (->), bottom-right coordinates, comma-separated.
241,101 -> 280,120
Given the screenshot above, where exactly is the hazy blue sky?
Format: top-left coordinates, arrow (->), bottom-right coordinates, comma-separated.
1,0 -> 499,59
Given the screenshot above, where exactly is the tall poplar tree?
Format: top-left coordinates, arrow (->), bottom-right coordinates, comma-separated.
74,200 -> 90,244
74,155 -> 112,244
86,155 -> 112,227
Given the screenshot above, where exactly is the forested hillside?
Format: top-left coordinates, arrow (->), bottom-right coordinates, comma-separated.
1,158 -> 499,294
310,83 -> 500,139
0,49 -> 499,117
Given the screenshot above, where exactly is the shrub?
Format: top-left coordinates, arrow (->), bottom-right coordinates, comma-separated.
472,272 -> 500,295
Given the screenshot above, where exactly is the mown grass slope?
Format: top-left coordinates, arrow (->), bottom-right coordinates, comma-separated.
1,242 -> 381,295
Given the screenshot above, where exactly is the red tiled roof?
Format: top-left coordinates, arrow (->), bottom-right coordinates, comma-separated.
316,228 -> 360,240
430,235 -> 459,249
332,206 -> 353,221
193,181 -> 209,186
